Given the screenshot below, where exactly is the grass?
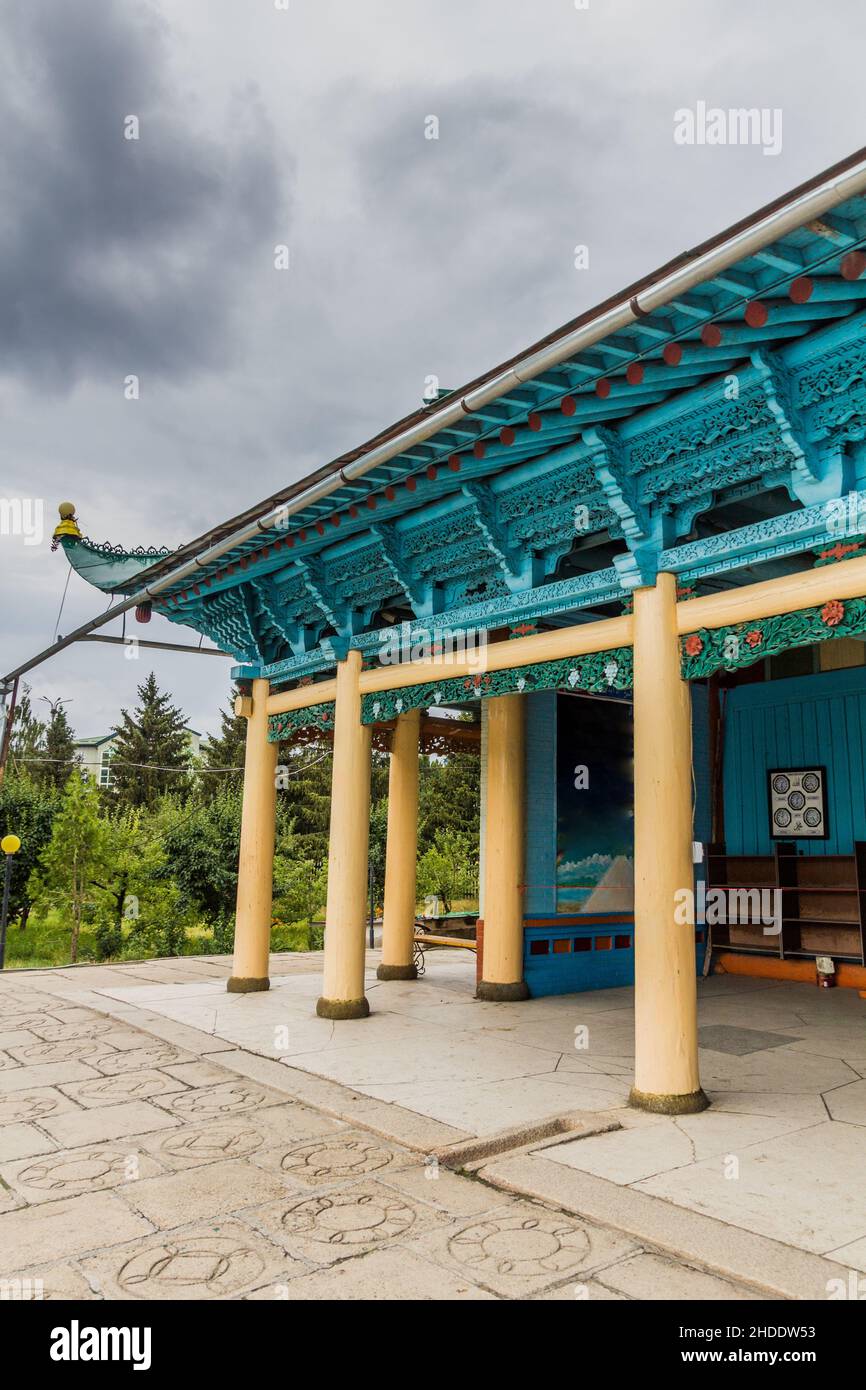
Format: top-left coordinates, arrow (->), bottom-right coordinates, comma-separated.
2,909 -> 325,970
3,898 -> 477,971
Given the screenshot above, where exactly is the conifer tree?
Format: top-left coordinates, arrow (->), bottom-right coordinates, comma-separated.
8,685 -> 46,773
39,702 -> 77,791
200,685 -> 247,796
110,673 -> 190,808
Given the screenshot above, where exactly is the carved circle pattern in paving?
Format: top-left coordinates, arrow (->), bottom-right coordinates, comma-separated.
35,1018 -> 117,1041
447,1214 -> 591,1280
118,1237 -> 265,1298
70,1072 -> 180,1104
168,1083 -> 274,1120
279,1135 -> 394,1184
17,1148 -> 135,1195
0,1013 -> 53,1032
95,1045 -> 187,1074
280,1189 -> 417,1247
158,1123 -> 268,1164
15,1038 -> 111,1064
0,1091 -> 61,1124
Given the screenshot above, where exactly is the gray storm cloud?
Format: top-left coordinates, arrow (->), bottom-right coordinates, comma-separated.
0,0 -> 286,386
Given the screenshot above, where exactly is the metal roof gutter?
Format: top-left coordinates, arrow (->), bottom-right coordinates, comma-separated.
5,146 -> 866,691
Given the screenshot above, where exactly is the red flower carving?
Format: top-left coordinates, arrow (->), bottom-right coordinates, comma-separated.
821,599 -> 845,627
745,630 -> 763,649
684,634 -> 703,657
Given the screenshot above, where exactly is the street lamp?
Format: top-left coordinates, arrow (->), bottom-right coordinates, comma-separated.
0,833 -> 21,969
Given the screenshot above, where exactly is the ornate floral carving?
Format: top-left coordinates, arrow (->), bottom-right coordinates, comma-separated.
358,647 -> 633,724
680,596 -> 866,680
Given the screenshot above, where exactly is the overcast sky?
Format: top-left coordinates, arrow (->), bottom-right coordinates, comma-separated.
1,0 -> 864,739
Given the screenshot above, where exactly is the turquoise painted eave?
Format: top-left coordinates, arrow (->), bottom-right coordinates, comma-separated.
61,176 -> 866,674
58,535 -> 174,595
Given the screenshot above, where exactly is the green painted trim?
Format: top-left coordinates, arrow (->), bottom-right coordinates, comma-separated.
680,596 -> 866,681
359,648 -> 633,724
268,700 -> 335,743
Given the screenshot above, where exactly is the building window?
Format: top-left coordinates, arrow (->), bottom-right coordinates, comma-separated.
99,749 -> 113,787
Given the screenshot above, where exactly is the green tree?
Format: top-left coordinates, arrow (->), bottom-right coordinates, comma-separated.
0,775 -> 58,928
110,673 -> 191,808
28,772 -> 109,962
38,702 -> 77,791
8,685 -> 45,774
276,744 -> 333,864
89,808 -> 148,959
199,686 -> 246,797
417,829 -> 479,914
419,750 -> 480,844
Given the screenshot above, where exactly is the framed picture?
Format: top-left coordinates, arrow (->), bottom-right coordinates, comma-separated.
767,767 -> 829,840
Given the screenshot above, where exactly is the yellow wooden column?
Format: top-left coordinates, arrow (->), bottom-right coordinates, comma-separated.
478,692 -> 528,1001
227,679 -> 278,993
378,708 -> 421,981
630,572 -> 708,1112
317,649 -> 373,1019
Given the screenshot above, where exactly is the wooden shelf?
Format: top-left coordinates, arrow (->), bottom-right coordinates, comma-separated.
783,911 -> 861,922
706,840 -> 866,967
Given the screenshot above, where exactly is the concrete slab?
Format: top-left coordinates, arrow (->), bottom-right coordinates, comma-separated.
261,1243 -> 498,1300
3,953 -> 864,1299
0,1190 -> 153,1270
636,1120 -> 866,1254
40,1100 -> 181,1147
595,1251 -> 764,1300
119,1158 -> 291,1228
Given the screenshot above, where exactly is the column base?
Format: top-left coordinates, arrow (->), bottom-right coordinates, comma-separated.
316,995 -> 370,1020
376,963 -> 418,981
226,976 -> 270,993
629,1085 -> 710,1115
476,979 -> 530,1002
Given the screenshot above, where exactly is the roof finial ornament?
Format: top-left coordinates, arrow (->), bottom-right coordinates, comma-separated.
52,502 -> 81,549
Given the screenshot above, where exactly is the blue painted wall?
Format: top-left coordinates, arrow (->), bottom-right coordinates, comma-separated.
521,688 -> 709,996
723,666 -> 866,856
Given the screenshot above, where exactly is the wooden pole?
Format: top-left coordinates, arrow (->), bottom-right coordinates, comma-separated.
477,693 -> 528,1001
317,650 -> 373,1019
227,678 -> 278,993
378,709 -> 421,981
630,575 -> 708,1112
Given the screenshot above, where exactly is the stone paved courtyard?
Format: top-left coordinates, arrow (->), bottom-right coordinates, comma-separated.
1,951 -> 864,1300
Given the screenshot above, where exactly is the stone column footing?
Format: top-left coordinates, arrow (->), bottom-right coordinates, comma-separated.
226,976 -> 270,994
316,995 -> 371,1020
629,1085 -> 710,1115
376,963 -> 418,981
476,979 -> 530,1002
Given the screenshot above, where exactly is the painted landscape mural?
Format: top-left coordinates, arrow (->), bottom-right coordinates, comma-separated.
556,694 -> 635,914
